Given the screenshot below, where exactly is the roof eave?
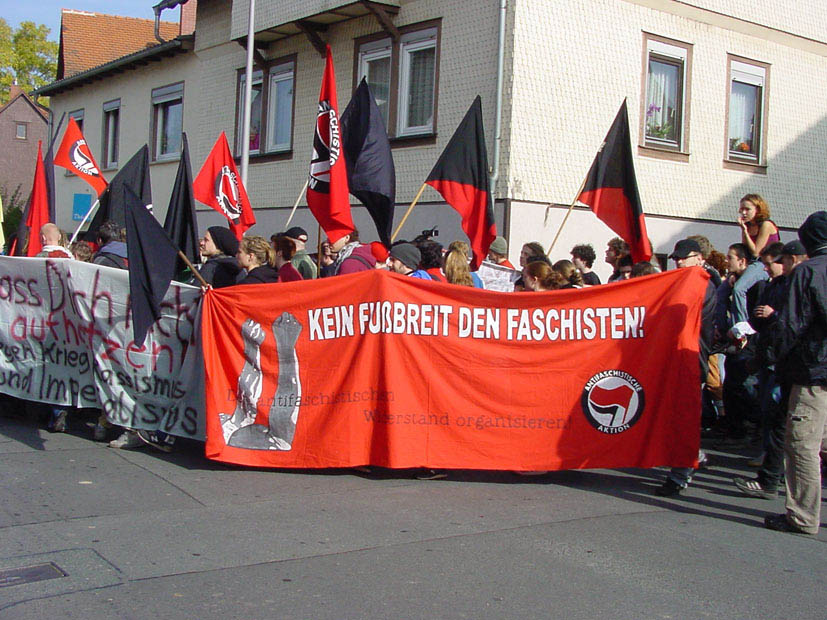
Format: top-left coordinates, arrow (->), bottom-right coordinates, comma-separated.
35,34 -> 194,97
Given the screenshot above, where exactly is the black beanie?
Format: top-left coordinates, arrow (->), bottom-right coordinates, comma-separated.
208,226 -> 239,256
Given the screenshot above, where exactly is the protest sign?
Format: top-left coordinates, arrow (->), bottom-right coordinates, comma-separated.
0,257 -> 205,439
477,260 -> 521,291
201,268 -> 708,470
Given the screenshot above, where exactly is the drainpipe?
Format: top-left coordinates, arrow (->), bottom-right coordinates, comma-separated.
489,0 -> 507,203
240,0 -> 256,186
153,0 -> 190,43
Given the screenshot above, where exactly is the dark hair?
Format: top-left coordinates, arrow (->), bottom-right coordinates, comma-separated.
417,240 -> 444,270
686,235 -> 714,259
759,241 -> 785,259
522,242 -> 546,259
526,255 -> 552,267
96,220 -> 122,246
570,243 -> 596,268
348,228 -> 360,243
631,261 -> 657,277
607,237 -> 629,256
272,235 -> 296,261
618,254 -> 634,268
552,259 -> 584,287
728,243 -> 751,262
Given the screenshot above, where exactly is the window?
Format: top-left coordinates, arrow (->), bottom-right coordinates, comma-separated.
235,57 -> 295,156
15,123 -> 26,140
726,56 -> 768,166
69,109 -> 84,132
641,34 -> 691,154
152,82 -> 184,161
355,21 -> 440,139
102,99 -> 120,169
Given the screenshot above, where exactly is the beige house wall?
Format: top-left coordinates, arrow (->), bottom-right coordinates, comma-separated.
50,52 -> 201,232
504,0 -> 827,267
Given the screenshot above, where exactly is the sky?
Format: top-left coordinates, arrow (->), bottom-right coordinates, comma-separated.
6,1 -> 181,41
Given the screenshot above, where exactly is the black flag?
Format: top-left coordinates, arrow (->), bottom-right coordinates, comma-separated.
163,133 -> 199,276
123,185 -> 177,345
88,145 -> 152,234
340,78 -> 396,246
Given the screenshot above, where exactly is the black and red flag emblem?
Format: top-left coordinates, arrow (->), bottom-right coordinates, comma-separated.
578,100 -> 652,262
426,96 -> 496,270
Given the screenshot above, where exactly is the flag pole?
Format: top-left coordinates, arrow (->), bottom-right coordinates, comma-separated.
284,179 -> 309,228
391,182 -> 427,242
240,0 -> 256,186
546,175 -> 588,257
68,198 -> 101,246
316,223 -> 322,273
178,250 -> 209,287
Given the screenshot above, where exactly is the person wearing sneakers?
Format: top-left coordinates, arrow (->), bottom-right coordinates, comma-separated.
763,212 -> 826,536
655,239 -> 716,497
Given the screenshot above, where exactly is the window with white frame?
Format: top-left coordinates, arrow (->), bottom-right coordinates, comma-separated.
69,109 -> 84,132
15,123 -> 26,139
235,57 -> 295,156
356,22 -> 440,139
152,82 -> 183,161
642,36 -> 690,151
102,99 -> 120,169
727,58 -> 767,163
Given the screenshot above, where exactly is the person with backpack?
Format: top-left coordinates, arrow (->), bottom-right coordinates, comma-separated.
92,221 -> 128,269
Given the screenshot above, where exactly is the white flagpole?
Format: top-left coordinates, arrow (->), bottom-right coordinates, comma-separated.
284,179 -> 309,228
68,198 -> 101,245
240,0 -> 256,186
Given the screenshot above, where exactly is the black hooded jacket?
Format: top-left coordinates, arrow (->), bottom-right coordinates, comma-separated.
772,211 -> 827,385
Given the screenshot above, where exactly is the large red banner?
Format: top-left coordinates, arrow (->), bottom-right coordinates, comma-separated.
201,268 -> 708,470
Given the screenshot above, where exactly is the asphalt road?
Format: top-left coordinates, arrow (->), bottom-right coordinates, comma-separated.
1,405 -> 824,619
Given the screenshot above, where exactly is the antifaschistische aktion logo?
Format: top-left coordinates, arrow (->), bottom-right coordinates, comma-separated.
581,370 -> 645,434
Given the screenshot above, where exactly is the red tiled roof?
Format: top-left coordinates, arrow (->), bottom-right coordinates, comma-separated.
58,9 -> 180,79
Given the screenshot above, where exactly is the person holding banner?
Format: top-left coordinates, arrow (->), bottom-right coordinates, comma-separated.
237,236 -> 279,284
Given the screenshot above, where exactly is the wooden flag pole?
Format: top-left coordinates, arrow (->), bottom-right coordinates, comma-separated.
178,250 -> 209,288
546,175 -> 588,257
391,182 -> 428,242
68,197 -> 101,246
284,179 -> 309,228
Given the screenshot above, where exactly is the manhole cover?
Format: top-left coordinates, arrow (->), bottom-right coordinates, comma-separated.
0,563 -> 66,588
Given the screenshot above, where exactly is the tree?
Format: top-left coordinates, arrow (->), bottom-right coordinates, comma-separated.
0,19 -> 57,104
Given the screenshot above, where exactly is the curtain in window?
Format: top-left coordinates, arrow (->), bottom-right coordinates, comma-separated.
271,76 -> 293,149
366,56 -> 391,126
729,81 -> 757,155
407,47 -> 435,128
646,59 -> 678,142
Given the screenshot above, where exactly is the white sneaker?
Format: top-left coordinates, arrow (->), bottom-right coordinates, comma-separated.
109,430 -> 142,449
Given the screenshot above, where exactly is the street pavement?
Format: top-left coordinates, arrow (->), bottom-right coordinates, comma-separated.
0,406 -> 824,619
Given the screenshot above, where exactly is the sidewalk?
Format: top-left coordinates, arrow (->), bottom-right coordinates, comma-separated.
1,407 -> 824,619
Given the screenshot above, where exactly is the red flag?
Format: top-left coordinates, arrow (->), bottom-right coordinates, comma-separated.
578,101 -> 652,262
425,96 -> 496,270
53,117 -> 107,196
25,142 -> 50,256
193,132 -> 255,240
306,45 -> 353,245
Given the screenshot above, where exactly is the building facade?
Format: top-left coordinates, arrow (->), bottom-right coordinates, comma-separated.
41,0 -> 827,280
0,86 -> 49,204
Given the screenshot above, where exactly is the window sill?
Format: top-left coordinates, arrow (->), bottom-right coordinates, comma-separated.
102,166 -> 119,173
151,155 -> 181,165
233,150 -> 293,164
638,144 -> 689,163
390,133 -> 437,148
723,158 -> 767,174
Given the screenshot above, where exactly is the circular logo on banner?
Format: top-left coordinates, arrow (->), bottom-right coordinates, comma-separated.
308,100 -> 340,193
581,370 -> 644,434
69,139 -> 101,177
214,165 -> 242,222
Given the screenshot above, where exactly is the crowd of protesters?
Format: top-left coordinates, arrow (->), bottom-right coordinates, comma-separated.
2,193 -> 825,537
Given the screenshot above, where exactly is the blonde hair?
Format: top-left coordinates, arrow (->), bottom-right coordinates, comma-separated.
240,235 -> 275,267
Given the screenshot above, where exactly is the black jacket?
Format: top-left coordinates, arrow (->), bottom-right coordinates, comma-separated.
238,265 -> 279,285
199,255 -> 241,288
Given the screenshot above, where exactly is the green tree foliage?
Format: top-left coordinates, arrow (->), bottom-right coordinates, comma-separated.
0,19 -> 57,105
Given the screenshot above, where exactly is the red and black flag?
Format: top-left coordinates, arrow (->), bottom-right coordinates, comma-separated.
426,96 -> 496,270
578,100 -> 652,262
193,132 -> 255,241
341,77 -> 396,246
123,184 -> 178,345
306,45 -> 354,246
163,133 -> 200,276
54,117 -> 107,196
24,141 -> 50,256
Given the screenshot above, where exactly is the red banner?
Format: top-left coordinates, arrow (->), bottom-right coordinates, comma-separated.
201,268 -> 708,470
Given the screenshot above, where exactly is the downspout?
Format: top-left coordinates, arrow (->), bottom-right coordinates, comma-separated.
490,0 -> 507,226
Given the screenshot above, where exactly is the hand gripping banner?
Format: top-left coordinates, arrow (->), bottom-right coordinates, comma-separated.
201,268 -> 709,470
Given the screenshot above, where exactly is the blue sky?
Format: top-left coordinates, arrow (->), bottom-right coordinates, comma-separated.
6,2 -> 181,41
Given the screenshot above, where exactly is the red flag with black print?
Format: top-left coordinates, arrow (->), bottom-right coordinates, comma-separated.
426,96 -> 497,270
193,132 -> 256,240
53,117 -> 107,196
578,100 -> 652,262
306,45 -> 354,245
